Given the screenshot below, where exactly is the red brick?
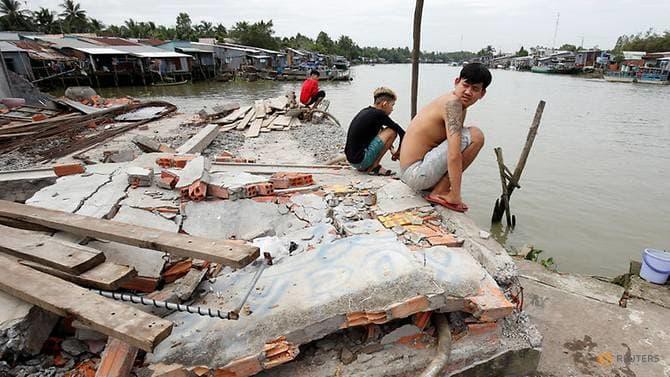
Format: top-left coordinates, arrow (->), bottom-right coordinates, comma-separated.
31,113 -> 47,121
467,322 -> 498,337
214,156 -> 234,163
255,182 -> 274,196
270,173 -> 314,188
53,163 -> 85,177
220,151 -> 235,158
188,180 -> 207,201
208,184 -> 229,199
413,311 -> 432,330
242,184 -> 258,198
156,157 -> 174,168
174,155 -> 195,168
160,170 -> 179,188
389,295 -> 430,319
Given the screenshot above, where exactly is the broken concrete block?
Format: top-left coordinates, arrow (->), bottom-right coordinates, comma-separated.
0,292 -> 59,359
53,163 -> 85,177
175,156 -> 211,189
133,135 -> 163,153
126,167 -> 154,187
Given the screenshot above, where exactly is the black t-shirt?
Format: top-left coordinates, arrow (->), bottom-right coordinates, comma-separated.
344,107 -> 405,164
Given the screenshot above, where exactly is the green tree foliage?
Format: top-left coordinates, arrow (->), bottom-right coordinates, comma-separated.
33,7 -> 57,33
59,0 -> 88,33
229,20 -> 279,50
516,46 -> 528,57
175,12 -> 194,40
477,45 -> 495,57
613,28 -> 670,53
558,43 -> 577,52
314,31 -> 335,53
0,0 -> 33,31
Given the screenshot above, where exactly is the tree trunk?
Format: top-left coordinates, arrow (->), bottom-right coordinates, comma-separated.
411,0 -> 424,119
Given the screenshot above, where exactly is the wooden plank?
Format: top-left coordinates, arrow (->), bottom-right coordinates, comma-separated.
0,224 -> 105,274
273,115 -> 292,127
245,119 -> 263,138
20,260 -> 137,290
269,96 -> 288,110
95,338 -> 139,377
0,200 -> 259,269
236,109 -> 256,130
253,100 -> 266,118
263,99 -> 273,114
262,114 -> 278,128
218,105 -> 251,124
176,124 -> 220,154
0,254 -> 172,352
220,121 -> 239,132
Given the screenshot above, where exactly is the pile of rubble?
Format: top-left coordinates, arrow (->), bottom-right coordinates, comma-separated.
0,91 -> 542,376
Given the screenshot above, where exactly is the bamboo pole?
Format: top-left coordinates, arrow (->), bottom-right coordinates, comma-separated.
491,100 -> 546,224
411,0 -> 424,119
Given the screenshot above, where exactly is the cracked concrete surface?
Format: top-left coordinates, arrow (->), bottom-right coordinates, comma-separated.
148,235 -> 487,368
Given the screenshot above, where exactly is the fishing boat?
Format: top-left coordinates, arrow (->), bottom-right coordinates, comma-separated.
604,67 -> 670,85
152,79 -> 189,87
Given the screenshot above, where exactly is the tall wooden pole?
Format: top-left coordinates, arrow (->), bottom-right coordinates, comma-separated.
411,0 -> 424,119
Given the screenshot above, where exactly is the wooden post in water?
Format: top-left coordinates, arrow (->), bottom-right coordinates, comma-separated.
492,100 -> 546,225
410,0 -> 424,119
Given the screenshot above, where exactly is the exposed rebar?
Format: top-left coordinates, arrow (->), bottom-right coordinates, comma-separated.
94,289 -> 237,320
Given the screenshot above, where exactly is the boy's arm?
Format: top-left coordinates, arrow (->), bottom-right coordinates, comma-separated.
444,99 -> 465,203
381,115 -> 405,145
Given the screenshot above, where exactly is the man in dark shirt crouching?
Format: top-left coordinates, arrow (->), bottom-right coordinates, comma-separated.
344,87 -> 405,175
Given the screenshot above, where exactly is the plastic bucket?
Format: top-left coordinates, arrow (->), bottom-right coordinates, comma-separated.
640,248 -> 670,284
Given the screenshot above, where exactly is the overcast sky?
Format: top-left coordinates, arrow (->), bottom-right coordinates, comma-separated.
26,0 -> 670,52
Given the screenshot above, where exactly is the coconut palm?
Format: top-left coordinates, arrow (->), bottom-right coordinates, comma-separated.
88,18 -> 104,33
33,7 -> 56,33
0,0 -> 32,31
59,0 -> 88,33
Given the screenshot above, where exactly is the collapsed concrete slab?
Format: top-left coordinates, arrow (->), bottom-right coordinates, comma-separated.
148,235 -> 493,372
182,200 -> 307,240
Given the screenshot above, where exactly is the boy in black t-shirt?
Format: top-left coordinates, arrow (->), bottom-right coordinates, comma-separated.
344,87 -> 405,175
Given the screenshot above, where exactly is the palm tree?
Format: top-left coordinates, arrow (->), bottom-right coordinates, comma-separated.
0,0 -> 32,30
59,0 -> 88,33
33,7 -> 55,33
88,18 -> 104,33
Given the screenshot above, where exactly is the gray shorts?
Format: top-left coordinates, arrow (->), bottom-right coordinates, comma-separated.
400,127 -> 472,191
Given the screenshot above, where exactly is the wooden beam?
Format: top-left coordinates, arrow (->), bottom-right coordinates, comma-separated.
245,118 -> 263,138
236,109 -> 256,130
176,124 -> 220,154
0,255 -> 172,352
0,224 -> 105,274
0,200 -> 260,268
95,338 -> 139,377
411,0 -> 425,118
20,260 -> 137,290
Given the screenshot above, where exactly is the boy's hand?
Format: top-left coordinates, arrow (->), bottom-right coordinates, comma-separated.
390,147 -> 400,161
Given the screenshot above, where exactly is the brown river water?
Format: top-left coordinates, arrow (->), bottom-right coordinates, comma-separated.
93,64 -> 670,277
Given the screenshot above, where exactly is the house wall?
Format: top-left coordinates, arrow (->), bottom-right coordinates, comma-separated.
3,52 -> 34,80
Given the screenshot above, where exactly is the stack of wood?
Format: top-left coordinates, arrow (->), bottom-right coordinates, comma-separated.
213,94 -> 304,138
0,199 -> 259,358
0,101 -> 177,160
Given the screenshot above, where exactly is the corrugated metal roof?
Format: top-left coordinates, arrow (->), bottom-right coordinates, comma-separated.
76,47 -> 127,55
82,37 -> 142,46
0,41 -> 28,53
10,40 -> 76,61
176,47 -> 213,54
